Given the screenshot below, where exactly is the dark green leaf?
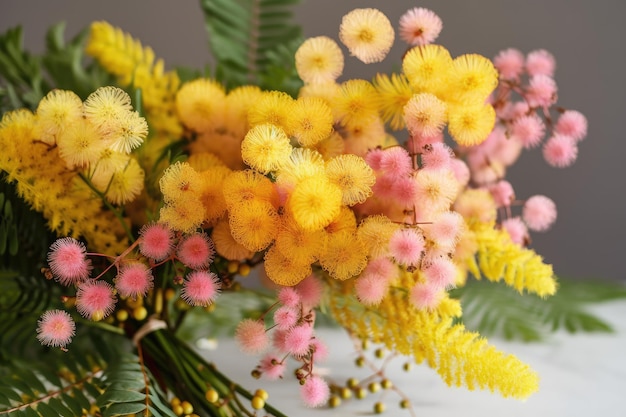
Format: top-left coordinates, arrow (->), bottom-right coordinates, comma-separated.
0,386 -> 22,403
47,397 -> 75,417
102,402 -> 147,417
97,389 -> 146,406
60,392 -> 84,416
36,401 -> 59,417
71,388 -> 91,411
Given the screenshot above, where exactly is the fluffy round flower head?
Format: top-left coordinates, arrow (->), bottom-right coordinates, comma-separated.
106,110 -> 148,154
222,169 -> 279,210
115,263 -> 154,299
364,256 -> 396,281
159,161 -> 203,203
523,195 -> 557,232
526,49 -> 556,77
555,110 -> 588,142
357,215 -> 399,258
448,54 -> 499,103
93,157 -> 145,205
542,134 -> 578,167
241,123 -> 292,174
48,237 -> 92,286
288,176 -> 342,231
75,280 -> 116,321
177,232 -> 215,269
399,7 -> 442,46
422,211 -> 463,252
235,319 -> 269,354
501,217 -> 529,245
404,93 -> 447,137
410,282 -> 443,310
373,73 -> 413,131
421,142 -> 453,171
248,90 -> 294,131
453,189 -> 498,223
278,287 -> 301,308
274,306 -> 299,330
274,216 -> 325,264
389,228 -> 425,266
36,310 -> 76,349
355,273 -> 389,306
229,200 -> 280,252
319,231 -> 368,281
335,79 -> 380,129
175,78 -> 226,133
402,44 -> 453,94
414,169 -> 459,215
364,147 -> 385,171
525,74 -> 557,108
181,270 -> 221,307
57,117 -> 106,169
197,165 -> 231,224
342,118 -> 389,157
325,154 -> 375,206
284,324 -> 313,356
159,194 -> 205,233
449,158 -> 471,188
324,206 -> 357,236
339,8 -> 394,64
94,148 -> 131,176
489,180 -> 515,208
288,97 -> 334,147
406,131 -> 444,154
295,36 -> 344,84
379,146 -> 412,178
493,48 -> 525,80
301,376 -> 330,408
276,147 -> 326,189
34,89 -> 84,145
422,257 -> 456,290
211,218 -> 254,261
312,131 -> 345,160
187,151 -> 226,171
295,274 -> 324,308
83,86 -> 132,130
389,175 -> 418,207
310,338 -> 329,362
258,354 -> 286,380
510,113 -> 545,149
447,102 -> 496,146
264,245 -> 313,286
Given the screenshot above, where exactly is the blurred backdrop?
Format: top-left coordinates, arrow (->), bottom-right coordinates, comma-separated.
1,0 -> 624,281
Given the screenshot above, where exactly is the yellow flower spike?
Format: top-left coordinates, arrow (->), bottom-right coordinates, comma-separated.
263,244 -> 312,286
295,36 -> 345,84
335,79 -> 380,129
228,200 -> 280,252
241,124 -> 293,174
339,8 -> 395,64
402,44 -> 453,95
373,73 -> 413,131
247,90 -> 294,131
288,175 -> 342,232
175,78 -> 226,133
211,217 -> 254,261
447,102 -> 496,147
33,89 -> 83,145
288,97 -> 334,147
325,154 -> 375,206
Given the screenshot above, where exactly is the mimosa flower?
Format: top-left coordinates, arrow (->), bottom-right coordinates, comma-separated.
448,54 -> 499,103
447,103 -> 496,146
404,93 -> 447,137
241,123 -> 292,174
489,180 -> 515,208
295,36 -> 344,84
525,74 -> 557,108
36,310 -> 76,349
525,49 -> 556,77
115,263 -> 154,299
523,195 -> 557,232
274,306 -> 298,330
402,44 -> 453,93
235,319 -> 268,354
300,376 -> 330,408
389,229 -> 425,266
211,218 -> 254,261
175,78 -> 226,133
335,79 -> 380,129
288,176 -> 342,231
295,274 -> 324,308
274,217 -> 325,264
48,237 -> 92,286
83,86 -> 132,131
159,161 -> 203,202
510,113 -> 545,149
355,274 -> 389,306
373,72 -> 413,130
92,157 -> 145,205
339,8 -> 395,64
410,282 -> 443,310
106,110 -> 148,154
555,110 -> 587,141
288,97 -> 334,147
278,287 -> 301,308
422,257 -> 456,290
284,324 -> 313,356
319,231 -> 368,281
75,280 -> 116,321
399,7 -> 443,46
542,134 -> 578,167
177,233 -> 215,269
229,201 -> 280,252
247,90 -> 294,130
159,194 -> 205,233
181,270 -> 221,307
258,354 -> 286,380
264,245 -> 313,287
493,48 -> 525,80
501,217 -> 529,245
379,146 -> 412,178
57,117 -> 106,169
325,154 -> 375,206
222,169 -> 279,209
421,142 -> 454,171
34,89 -> 84,145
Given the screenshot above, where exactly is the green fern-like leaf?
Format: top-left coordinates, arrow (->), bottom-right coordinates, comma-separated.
199,0 -> 304,93
451,278 -> 626,342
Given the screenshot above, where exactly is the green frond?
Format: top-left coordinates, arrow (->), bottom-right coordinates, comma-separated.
200,0 -> 304,93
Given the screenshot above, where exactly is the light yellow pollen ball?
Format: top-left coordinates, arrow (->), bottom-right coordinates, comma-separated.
295,36 -> 345,84
339,8 -> 395,64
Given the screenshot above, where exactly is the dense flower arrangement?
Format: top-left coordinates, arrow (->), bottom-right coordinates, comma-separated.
0,2 -> 592,416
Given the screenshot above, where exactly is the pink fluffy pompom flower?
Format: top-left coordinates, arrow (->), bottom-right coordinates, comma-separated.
138,223 -> 174,261
181,270 -> 221,307
115,263 -> 154,299
47,237 -> 92,286
300,376 -> 330,408
36,309 -> 76,349
398,7 -> 443,46
235,319 -> 269,354
523,195 -> 557,232
177,232 -> 215,270
75,280 -> 116,321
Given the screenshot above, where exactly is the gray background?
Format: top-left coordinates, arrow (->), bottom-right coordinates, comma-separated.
1,0 -> 624,282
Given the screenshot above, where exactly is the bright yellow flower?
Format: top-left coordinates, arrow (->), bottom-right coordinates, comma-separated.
298,81 -> 341,107
311,131 -> 345,160
373,73 -> 413,131
324,206 -> 357,236
106,110 -> 149,154
228,200 -> 280,252
339,8 -> 395,64
403,93 -> 447,137
295,36 -> 344,84
413,169 -> 459,218
335,79 -> 380,129
241,124 -> 292,174
263,245 -> 312,286
175,78 -> 226,133
319,231 -> 368,280
159,161 -> 202,203
159,194 -> 205,233
276,147 -> 326,187
274,216 -> 326,264
197,165 -> 231,225
357,214 -> 399,258
57,118 -> 106,169
83,86 -> 132,131
92,157 -> 145,205
187,152 -> 226,171
211,217 -> 253,261
447,54 -> 499,104
453,189 -> 498,224
341,118 -> 387,158
247,90 -> 294,131
222,169 -> 279,210
325,154 -> 375,206
288,97 -> 334,147
33,89 -> 83,145
447,103 -> 496,146
288,175 -> 342,231
402,44 -> 453,94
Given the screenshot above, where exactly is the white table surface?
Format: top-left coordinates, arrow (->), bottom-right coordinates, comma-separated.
200,301 -> 626,417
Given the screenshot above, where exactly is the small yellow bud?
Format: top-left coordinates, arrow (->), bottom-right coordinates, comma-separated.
381,379 -> 393,389
403,362 -> 412,372
205,389 -> 219,403
340,387 -> 352,399
374,401 -> 386,414
328,396 -> 341,408
116,309 -> 129,322
254,389 -> 269,401
181,401 -> 193,415
368,382 -> 381,393
164,288 -> 176,301
238,263 -> 251,276
227,261 -> 239,274
346,377 -> 359,388
133,306 -> 148,321
355,387 -> 367,399
172,404 -> 183,416
355,356 -> 365,367
251,396 -> 265,410
374,348 -> 385,358
170,397 -> 181,407
400,399 -> 411,409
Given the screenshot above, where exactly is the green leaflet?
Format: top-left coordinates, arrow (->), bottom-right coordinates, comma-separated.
450,278 -> 626,342
199,0 -> 304,95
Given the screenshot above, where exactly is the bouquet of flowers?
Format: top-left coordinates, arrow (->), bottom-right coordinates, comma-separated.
1,1 -> 611,416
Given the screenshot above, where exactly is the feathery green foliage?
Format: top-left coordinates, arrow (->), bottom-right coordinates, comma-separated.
199,0 -> 303,95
